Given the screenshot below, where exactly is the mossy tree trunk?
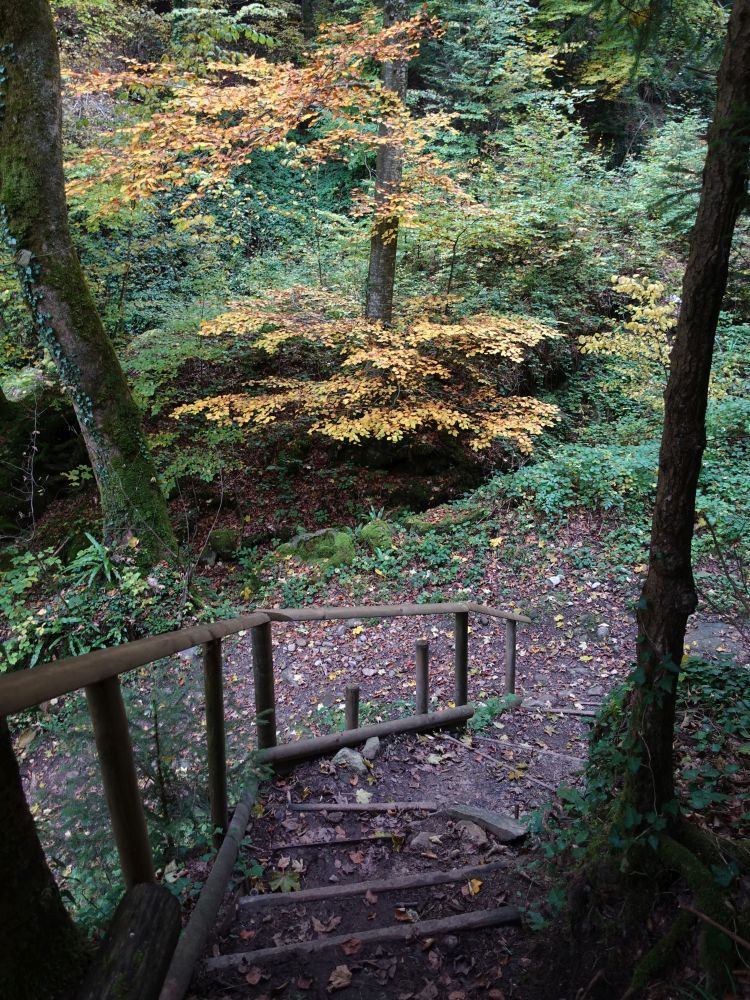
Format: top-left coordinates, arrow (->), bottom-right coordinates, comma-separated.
625,0 -> 750,816
0,717 -> 89,999
365,0 -> 409,326
0,0 -> 176,564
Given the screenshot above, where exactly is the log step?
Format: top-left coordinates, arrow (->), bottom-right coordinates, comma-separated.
205,906 -> 522,970
239,860 -> 509,910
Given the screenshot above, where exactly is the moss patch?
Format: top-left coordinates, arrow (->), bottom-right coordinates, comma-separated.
277,528 -> 355,568
360,519 -> 393,552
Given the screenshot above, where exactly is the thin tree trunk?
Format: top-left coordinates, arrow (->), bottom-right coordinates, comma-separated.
300,0 -> 315,40
626,0 -> 750,815
0,0 -> 176,564
0,718 -> 89,999
365,0 -> 409,326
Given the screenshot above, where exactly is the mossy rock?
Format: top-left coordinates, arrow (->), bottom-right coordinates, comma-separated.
277,528 -> 355,567
404,506 -> 485,535
207,528 -> 241,560
360,519 -> 393,552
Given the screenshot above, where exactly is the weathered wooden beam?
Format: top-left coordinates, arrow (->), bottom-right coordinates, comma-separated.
262,601 -> 530,625
202,639 -> 228,847
0,602 -> 529,717
239,860 -> 508,910
415,639 -> 429,715
454,612 -> 469,706
0,612 -> 271,715
251,621 -> 277,751
159,788 -> 257,1000
77,883 -> 180,1000
260,706 -> 473,767
289,800 -> 438,813
206,906 -> 522,969
504,619 -> 517,695
85,677 -> 155,887
345,684 -> 360,730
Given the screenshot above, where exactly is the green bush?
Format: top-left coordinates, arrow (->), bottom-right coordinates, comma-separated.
497,441 -> 659,518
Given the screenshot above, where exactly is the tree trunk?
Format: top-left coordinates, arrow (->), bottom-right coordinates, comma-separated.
300,0 -> 315,40
625,0 -> 750,815
365,0 -> 409,326
0,0 -> 176,565
0,717 -> 89,999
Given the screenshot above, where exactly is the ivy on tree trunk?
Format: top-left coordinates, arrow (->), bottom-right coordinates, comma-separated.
0,0 -> 176,565
626,0 -> 750,816
365,0 -> 409,326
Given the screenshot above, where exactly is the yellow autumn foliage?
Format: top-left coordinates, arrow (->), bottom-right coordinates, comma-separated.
580,274 -> 675,367
173,288 -> 561,453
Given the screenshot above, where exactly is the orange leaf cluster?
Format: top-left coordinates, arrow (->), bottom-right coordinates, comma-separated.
66,10 -> 462,226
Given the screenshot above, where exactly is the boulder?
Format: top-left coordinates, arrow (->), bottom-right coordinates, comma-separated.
277,528 -> 356,568
360,519 -> 393,552
207,528 -> 241,561
447,805 -> 526,843
332,747 -> 368,775
407,831 -> 437,854
456,820 -> 488,848
361,736 -> 381,760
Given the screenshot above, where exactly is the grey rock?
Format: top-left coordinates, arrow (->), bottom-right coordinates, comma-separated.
456,820 -> 488,847
447,805 -> 526,843
596,623 -> 610,638
547,575 -> 563,587
407,831 -> 436,853
362,736 -> 381,761
332,747 -> 368,775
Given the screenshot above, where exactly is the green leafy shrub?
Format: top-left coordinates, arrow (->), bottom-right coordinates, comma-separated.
0,538 -> 194,670
497,441 -> 659,518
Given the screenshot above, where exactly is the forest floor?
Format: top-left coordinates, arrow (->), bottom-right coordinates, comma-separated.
14,491 -> 750,999
193,732 -> 553,1000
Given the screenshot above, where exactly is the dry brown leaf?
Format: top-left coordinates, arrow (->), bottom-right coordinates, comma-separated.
365,889 -> 378,905
245,966 -> 263,985
312,914 -> 342,934
349,850 -> 365,864
394,907 -> 417,923
239,928 -> 257,941
340,936 -> 362,956
327,964 -> 353,992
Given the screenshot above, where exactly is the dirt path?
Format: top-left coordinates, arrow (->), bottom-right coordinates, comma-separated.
191,729 -> 569,1000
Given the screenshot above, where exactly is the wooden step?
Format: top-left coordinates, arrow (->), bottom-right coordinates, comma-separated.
205,906 -> 522,970
239,860 -> 509,911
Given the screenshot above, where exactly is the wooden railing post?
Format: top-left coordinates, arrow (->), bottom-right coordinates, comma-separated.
454,612 -> 469,706
251,620 -> 277,750
415,639 -> 429,715
345,685 -> 360,730
504,619 -> 517,695
85,676 -> 155,888
202,639 -> 228,847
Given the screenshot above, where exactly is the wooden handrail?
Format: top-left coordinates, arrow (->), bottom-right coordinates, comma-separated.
0,613 -> 269,716
1,598 -> 529,896
0,601 -> 529,715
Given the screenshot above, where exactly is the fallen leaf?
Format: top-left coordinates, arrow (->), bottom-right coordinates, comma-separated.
355,788 -> 373,804
239,929 -> 257,941
312,914 -> 342,934
245,966 -> 263,985
365,889 -> 378,905
328,964 -> 353,992
394,907 -> 418,922
341,936 -> 362,956
461,878 -> 482,897
296,976 -> 313,990
349,850 -> 365,864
